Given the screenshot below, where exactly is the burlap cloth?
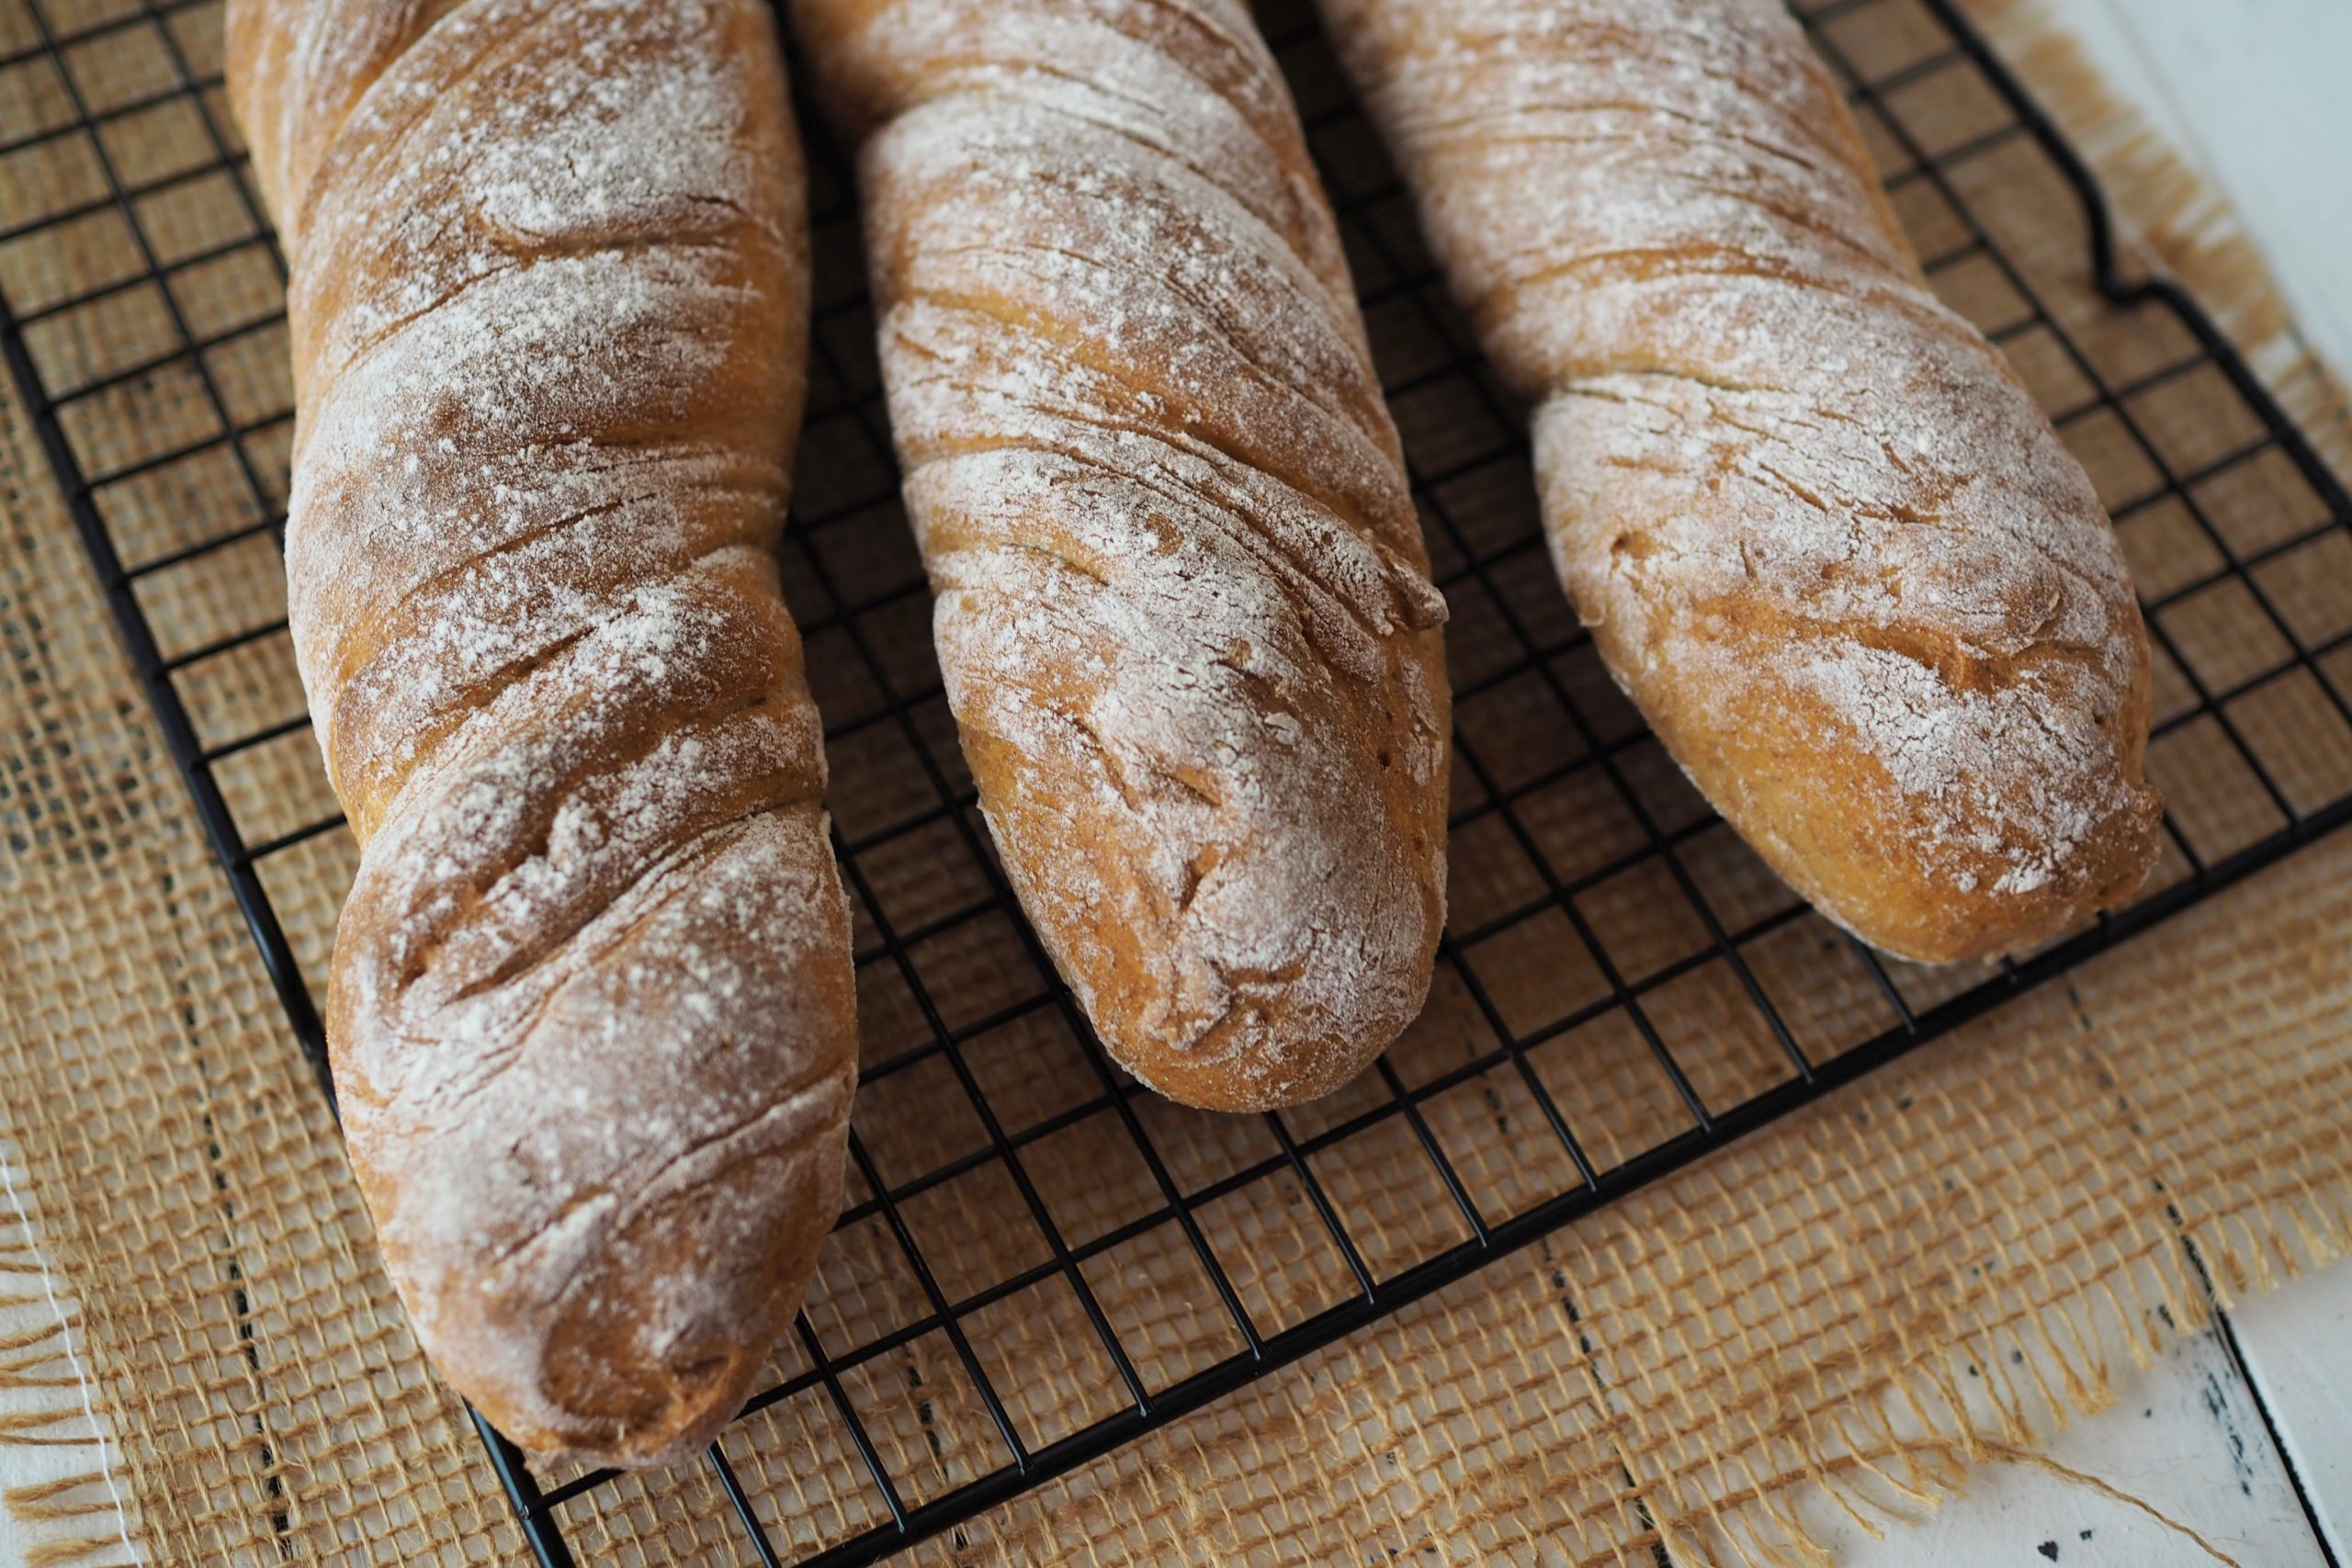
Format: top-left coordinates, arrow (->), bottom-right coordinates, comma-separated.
3,0 -> 2348,1563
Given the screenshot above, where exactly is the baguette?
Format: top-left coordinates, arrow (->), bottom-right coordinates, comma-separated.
1318,0 -> 2161,962
227,0 -> 855,1468
791,0 -> 1451,1109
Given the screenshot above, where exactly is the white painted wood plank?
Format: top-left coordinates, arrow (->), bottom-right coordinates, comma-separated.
1783,1323 -> 2328,1567
2225,1257 -> 2352,1561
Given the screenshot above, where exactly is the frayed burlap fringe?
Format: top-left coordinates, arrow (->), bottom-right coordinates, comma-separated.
1650,1246 -> 2336,1568
0,1170 -> 139,1568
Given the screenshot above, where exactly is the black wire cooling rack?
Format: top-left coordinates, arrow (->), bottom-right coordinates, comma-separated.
6,0 -> 2352,1562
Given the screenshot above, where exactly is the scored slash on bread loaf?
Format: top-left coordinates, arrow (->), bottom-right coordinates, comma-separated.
792,0 -> 1452,1110
227,0 -> 857,1468
1318,0 -> 2162,963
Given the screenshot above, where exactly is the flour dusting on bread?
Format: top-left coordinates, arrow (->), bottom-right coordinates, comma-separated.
797,0 -> 1450,1106
1325,0 -> 2158,960
229,0 -> 856,1468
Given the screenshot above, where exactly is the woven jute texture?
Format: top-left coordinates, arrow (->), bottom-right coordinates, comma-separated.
2,0 -> 2349,1563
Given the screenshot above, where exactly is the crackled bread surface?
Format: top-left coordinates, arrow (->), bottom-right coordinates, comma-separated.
795,0 -> 1452,1108
228,0 -> 856,1468
1321,0 -> 2160,960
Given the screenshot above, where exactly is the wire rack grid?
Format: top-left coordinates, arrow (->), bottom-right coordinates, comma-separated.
4,0 -> 2352,1562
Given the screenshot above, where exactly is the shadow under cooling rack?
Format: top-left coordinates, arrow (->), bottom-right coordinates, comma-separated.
5,0 -> 2352,1562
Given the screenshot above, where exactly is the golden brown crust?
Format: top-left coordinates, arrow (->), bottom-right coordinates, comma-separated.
228,0 -> 855,1467
1322,0 -> 2160,962
794,0 -> 1450,1108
